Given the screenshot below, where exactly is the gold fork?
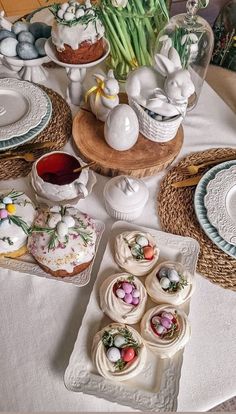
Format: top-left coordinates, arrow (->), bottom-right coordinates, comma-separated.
0,153 -> 36,162
182,155 -> 236,175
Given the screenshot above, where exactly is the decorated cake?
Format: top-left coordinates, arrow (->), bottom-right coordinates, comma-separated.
92,323 -> 147,381
27,206 -> 97,277
50,0 -> 105,64
140,304 -> 190,358
100,273 -> 147,324
145,261 -> 195,306
0,190 -> 36,258
114,231 -> 159,276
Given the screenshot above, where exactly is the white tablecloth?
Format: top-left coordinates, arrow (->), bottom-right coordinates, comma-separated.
0,65 -> 236,412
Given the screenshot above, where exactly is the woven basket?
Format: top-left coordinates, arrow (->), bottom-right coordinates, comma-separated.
129,97 -> 183,142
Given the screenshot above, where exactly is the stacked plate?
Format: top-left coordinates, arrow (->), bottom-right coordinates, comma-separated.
0,78 -> 52,151
194,160 -> 236,258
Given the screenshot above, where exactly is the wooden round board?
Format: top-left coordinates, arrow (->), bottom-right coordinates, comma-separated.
72,109 -> 184,178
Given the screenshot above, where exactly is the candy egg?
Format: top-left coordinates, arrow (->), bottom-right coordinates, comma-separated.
135,235 -> 149,247
168,269 -> 180,283
12,21 -> 29,35
158,267 -> 168,279
156,325 -> 166,335
152,315 -> 161,325
67,5 -> 76,13
121,347 -> 135,362
48,213 -> 62,228
106,347 -> 121,362
0,203 -> 5,209
160,277 -> 171,289
132,297 -> 139,306
161,312 -> 174,321
0,209 -> 8,219
35,38 -> 47,56
75,8 -> 85,18
61,215 -> 75,228
18,31 -> 35,44
60,2 -> 70,11
56,221 -> 68,238
161,317 -> 172,329
63,12 -> 75,21
6,204 -> 16,214
143,245 -> 154,260
130,244 -> 141,257
132,289 -> 140,298
115,288 -> 125,299
57,9 -> 65,19
2,197 -> 12,204
122,282 -> 133,294
113,334 -> 126,348
124,293 -> 133,304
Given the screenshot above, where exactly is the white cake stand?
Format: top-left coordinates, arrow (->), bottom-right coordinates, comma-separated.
0,53 -> 50,83
45,37 -> 110,106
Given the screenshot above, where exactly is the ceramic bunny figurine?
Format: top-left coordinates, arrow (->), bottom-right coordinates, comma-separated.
87,69 -> 119,122
0,11 -> 12,30
126,47 -> 195,117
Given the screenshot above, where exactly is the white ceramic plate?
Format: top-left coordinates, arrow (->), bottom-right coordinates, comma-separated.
0,90 -> 52,151
0,218 -> 104,287
0,78 -> 48,140
204,164 -> 236,245
64,221 -> 199,411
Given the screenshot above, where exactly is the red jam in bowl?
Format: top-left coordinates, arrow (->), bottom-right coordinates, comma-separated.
36,153 -> 81,185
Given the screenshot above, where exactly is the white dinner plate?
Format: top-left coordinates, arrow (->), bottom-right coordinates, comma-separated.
204,164 -> 236,245
0,78 -> 48,140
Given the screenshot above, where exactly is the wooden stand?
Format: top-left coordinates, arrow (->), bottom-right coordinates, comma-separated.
72,109 -> 184,178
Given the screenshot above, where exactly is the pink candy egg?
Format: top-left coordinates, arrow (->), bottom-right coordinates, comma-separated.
0,209 -> 8,219
132,297 -> 139,306
132,289 -> 140,298
122,282 -> 133,294
116,288 -> 125,299
124,293 -> 133,304
161,317 -> 172,329
152,315 -> 161,325
161,312 -> 174,320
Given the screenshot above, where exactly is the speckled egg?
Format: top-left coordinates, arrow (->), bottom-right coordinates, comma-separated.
16,42 -> 39,59
0,37 -> 18,57
0,29 -> 16,41
18,31 -> 35,44
35,38 -> 46,56
12,21 -> 29,35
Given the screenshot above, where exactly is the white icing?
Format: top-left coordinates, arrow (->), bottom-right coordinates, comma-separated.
51,18 -> 104,51
27,209 -> 97,273
0,191 -> 36,255
100,273 -> 147,324
140,305 -> 191,358
145,262 -> 196,306
114,231 -> 159,276
92,323 -> 147,381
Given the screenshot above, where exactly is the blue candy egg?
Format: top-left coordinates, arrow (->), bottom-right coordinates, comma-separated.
2,197 -> 12,204
16,42 -> 39,59
35,37 -> 46,56
18,31 -> 35,44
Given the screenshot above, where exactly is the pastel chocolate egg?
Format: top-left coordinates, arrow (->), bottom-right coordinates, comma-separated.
113,335 -> 126,348
106,347 -> 121,362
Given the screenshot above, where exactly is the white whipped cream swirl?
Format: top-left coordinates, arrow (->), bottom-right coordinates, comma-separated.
140,305 -> 191,358
114,231 -> 159,276
92,323 -> 147,381
145,262 -> 196,306
100,273 -> 147,324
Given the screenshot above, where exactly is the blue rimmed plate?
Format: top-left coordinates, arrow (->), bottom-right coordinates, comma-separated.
194,160 -> 236,258
0,91 -> 52,151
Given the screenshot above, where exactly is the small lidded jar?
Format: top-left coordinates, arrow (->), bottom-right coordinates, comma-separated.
103,176 -> 149,221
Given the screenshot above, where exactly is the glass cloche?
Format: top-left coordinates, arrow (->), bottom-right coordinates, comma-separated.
155,0 -> 214,109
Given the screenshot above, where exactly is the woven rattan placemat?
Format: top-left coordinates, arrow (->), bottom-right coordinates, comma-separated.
0,85 -> 72,180
158,147 -> 236,291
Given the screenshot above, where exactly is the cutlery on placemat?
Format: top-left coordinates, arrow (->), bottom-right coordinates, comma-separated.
0,141 -> 55,158
171,175 -> 202,188
181,155 -> 236,175
0,153 -> 37,162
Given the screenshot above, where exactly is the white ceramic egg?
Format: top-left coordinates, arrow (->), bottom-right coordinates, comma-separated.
104,104 -> 139,151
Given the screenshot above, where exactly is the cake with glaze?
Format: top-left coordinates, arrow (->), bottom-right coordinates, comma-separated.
50,0 -> 105,64
92,323 -> 147,381
140,304 -> 191,358
0,190 -> 36,258
100,273 -> 147,324
27,206 -> 97,277
145,261 -> 195,306
114,231 -> 159,276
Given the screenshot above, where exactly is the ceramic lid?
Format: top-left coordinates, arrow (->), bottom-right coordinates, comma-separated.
104,176 -> 149,213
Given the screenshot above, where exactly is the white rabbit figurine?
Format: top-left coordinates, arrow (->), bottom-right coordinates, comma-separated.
87,69 -> 119,122
126,47 -> 195,118
0,11 -> 12,30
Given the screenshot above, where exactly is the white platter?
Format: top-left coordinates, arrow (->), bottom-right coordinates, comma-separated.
204,164 -> 236,245
0,78 -> 48,140
64,221 -> 199,411
0,218 -> 104,287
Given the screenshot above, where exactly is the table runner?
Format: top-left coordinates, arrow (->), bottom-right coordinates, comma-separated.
0,65 -> 236,412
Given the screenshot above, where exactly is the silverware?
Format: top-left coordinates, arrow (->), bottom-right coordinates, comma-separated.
181,155 -> 236,175
0,141 -> 54,158
0,153 -> 36,162
171,175 -> 202,188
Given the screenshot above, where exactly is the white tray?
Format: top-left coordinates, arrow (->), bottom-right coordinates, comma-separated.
64,221 -> 199,410
0,219 -> 104,287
